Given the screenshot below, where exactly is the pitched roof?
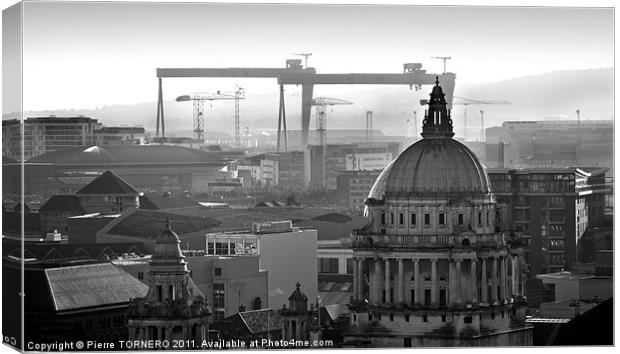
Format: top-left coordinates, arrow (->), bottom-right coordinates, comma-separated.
45,263 -> 148,311
75,170 -> 138,195
238,309 -> 282,334
107,209 -> 221,240
40,195 -> 86,213
139,193 -> 201,211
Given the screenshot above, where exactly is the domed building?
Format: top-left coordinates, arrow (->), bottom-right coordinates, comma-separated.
345,79 -> 532,347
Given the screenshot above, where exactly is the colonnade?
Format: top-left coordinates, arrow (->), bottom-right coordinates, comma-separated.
352,254 -> 524,307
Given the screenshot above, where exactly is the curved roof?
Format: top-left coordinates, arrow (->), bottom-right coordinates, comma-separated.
27,145 -> 227,165
368,138 -> 491,201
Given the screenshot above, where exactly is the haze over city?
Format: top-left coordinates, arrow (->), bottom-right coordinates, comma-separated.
2,2 -> 615,350
5,3 -> 613,126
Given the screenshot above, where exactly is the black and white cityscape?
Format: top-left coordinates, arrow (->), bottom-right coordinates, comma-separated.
2,2 -> 614,351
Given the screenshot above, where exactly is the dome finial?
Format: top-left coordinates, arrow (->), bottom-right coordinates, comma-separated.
435,76 -> 440,86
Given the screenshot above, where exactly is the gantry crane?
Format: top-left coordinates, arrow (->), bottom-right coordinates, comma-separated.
311,96 -> 353,188
156,60 -> 455,146
176,92 -> 237,143
452,96 -> 511,141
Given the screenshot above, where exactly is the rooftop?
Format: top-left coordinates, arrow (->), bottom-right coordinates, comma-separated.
27,144 -> 228,165
75,170 -> 138,195
107,209 -> 221,240
44,263 -> 148,311
39,195 -> 85,213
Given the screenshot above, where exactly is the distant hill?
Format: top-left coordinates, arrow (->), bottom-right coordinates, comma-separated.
5,68 -> 612,138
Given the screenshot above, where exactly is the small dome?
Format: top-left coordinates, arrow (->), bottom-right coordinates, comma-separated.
152,220 -> 185,265
367,138 -> 491,201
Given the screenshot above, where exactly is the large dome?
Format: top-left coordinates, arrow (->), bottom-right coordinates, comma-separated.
368,138 -> 491,201
367,78 -> 492,202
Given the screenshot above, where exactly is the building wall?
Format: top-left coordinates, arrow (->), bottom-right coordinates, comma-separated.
336,170 -> 382,211
78,195 -> 139,214
3,117 -> 102,161
185,256 -> 268,322
257,229 -> 318,310
345,307 -> 532,347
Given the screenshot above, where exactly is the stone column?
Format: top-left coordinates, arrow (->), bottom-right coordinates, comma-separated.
449,260 -> 455,306
385,258 -> 391,304
481,258 -> 488,304
358,259 -> 364,301
499,256 -> 506,301
511,256 -> 517,297
414,259 -> 421,305
431,259 -> 438,307
372,258 -> 382,304
471,259 -> 478,304
353,258 -> 358,301
491,256 -> 498,303
455,259 -> 462,305
398,259 -> 404,304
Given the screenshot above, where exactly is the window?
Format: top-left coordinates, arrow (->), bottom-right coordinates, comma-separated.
318,258 -> 339,273
156,285 -> 163,302
486,212 -> 490,226
423,315 -> 428,322
213,310 -> 225,322
399,213 -> 404,225
389,313 -> 394,321
381,213 -> 386,225
169,285 -> 175,300
411,213 -> 417,226
458,213 -> 464,225
346,258 -> 354,274
376,313 -> 382,321
213,283 -> 225,308
215,267 -> 222,276
368,313 -> 373,321
390,213 -> 394,225
424,214 -> 430,226
464,316 -> 473,324
478,212 -> 482,227
441,315 -> 446,322
137,272 -> 144,280
439,213 -> 445,226
405,314 -> 410,322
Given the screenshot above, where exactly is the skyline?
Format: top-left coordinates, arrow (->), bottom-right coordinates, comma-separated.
2,2 -> 613,113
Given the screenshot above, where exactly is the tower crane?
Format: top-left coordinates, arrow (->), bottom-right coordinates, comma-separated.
312,97 -> 353,147
291,53 -> 312,69
311,96 -> 353,188
451,96 -> 511,141
431,56 -> 452,74
176,92 -> 237,143
213,86 -> 245,149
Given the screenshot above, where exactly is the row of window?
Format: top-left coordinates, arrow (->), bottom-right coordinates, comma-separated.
359,309 -> 514,324
380,211 -> 494,228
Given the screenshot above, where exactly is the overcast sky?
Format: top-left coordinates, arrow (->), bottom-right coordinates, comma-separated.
5,2 -> 615,112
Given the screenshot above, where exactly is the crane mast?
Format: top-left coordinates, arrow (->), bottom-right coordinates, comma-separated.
311,96 -> 353,188
176,92 -> 236,143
